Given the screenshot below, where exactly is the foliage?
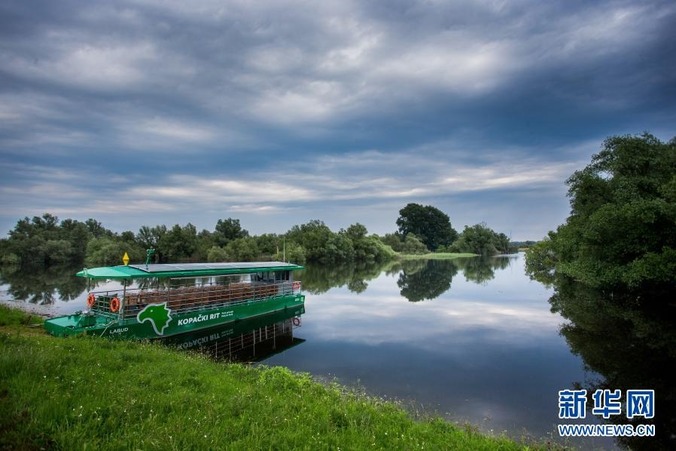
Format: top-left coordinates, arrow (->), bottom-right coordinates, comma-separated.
136,225 -> 166,257
285,220 -> 394,264
523,238 -> 557,286
194,229 -> 216,261
225,237 -> 260,262
522,133 -> 676,448
381,232 -> 429,254
1,216 -> 394,268
396,203 -> 458,251
0,214 -> 97,268
285,220 -> 333,262
207,245 -> 228,262
510,240 -> 537,249
85,237 -> 144,267
214,218 -> 249,247
283,241 -> 306,265
354,235 -> 397,263
450,223 -> 511,256
255,233 -> 282,259
159,223 -> 198,262
526,133 -> 676,298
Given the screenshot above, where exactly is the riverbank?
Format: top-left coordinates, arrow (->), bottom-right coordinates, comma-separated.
0,305 -> 544,450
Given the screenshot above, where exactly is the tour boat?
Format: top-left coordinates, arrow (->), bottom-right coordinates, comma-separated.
43,261 -> 305,340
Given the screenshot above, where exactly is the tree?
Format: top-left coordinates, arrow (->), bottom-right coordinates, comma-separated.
207,245 -> 228,262
214,218 -> 249,247
158,224 -> 198,262
136,225 -> 166,258
526,133 -> 676,298
195,229 -> 216,261
344,223 -> 368,241
85,236 -> 144,266
255,233 -> 282,259
380,233 -> 426,254
396,203 -> 458,251
85,219 -> 111,238
224,237 -> 259,261
451,223 -> 511,256
285,220 -> 333,262
2,214 -> 95,268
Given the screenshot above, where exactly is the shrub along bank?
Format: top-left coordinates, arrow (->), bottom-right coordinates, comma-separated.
0,305 -> 538,450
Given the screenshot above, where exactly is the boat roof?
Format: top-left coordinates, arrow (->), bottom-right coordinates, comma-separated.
76,261 -> 304,280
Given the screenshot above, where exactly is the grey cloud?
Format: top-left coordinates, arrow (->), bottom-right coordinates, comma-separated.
0,0 -> 674,239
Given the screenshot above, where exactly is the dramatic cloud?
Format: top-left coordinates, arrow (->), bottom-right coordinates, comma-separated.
1,0 -> 674,239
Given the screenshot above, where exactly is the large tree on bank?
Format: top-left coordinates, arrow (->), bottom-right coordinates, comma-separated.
396,203 -> 458,251
526,133 -> 676,298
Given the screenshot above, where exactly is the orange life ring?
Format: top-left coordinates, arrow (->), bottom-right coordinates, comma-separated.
110,297 -> 120,313
292,317 -> 301,326
87,293 -> 96,308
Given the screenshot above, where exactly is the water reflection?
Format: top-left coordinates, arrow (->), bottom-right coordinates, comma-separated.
391,257 -> 516,302
299,256 -> 517,302
0,256 -> 516,306
396,259 -> 458,302
456,256 -> 512,285
160,306 -> 306,363
0,264 -> 87,304
299,261 -> 387,294
548,277 -> 675,450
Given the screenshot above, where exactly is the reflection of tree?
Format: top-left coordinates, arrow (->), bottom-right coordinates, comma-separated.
454,256 -> 512,284
299,261 -> 388,295
549,277 -> 675,450
0,264 -> 88,304
397,260 -> 458,302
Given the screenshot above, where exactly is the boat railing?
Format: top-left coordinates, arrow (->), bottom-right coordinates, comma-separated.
87,280 -> 302,318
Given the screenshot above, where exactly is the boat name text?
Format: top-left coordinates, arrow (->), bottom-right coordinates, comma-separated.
177,311 -> 233,326
109,327 -> 129,335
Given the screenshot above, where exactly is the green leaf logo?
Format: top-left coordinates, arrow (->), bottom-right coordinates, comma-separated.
137,302 -> 172,335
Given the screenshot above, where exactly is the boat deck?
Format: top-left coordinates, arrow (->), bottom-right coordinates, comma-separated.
89,281 -> 300,318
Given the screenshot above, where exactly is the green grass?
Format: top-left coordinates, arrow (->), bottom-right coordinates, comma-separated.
397,252 -> 478,260
0,306 -> 539,450
0,303 -> 44,327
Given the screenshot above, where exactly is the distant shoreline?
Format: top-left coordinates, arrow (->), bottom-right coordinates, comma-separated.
396,252 -> 479,260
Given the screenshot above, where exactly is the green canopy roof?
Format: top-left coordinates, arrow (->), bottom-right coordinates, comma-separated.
76,262 -> 304,280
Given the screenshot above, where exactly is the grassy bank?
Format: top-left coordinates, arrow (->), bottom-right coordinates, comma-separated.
397,252 -> 478,260
1,305 -> 534,450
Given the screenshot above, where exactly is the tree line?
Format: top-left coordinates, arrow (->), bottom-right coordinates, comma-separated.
0,206 -> 515,269
522,134 -> 676,448
526,133 -> 676,301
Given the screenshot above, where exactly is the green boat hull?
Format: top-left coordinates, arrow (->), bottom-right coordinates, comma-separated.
44,293 -> 305,340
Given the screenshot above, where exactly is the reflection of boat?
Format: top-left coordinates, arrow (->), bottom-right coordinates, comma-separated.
161,305 -> 305,362
44,261 -> 305,339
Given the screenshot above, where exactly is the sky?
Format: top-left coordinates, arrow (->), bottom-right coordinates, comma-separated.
1,0 -> 674,241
